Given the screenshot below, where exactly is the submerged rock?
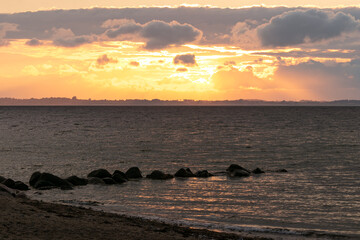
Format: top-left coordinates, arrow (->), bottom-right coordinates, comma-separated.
146,170 -> 174,180
88,177 -> 105,185
87,169 -> 112,179
252,168 -> 265,174
276,169 -> 288,173
125,167 -> 142,179
174,168 -> 195,178
102,177 -> 116,185
226,164 -> 251,177
66,176 -> 88,186
195,170 -> 214,178
112,172 -> 127,184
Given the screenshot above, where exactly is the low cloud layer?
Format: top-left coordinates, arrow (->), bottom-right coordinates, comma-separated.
105,19 -> 202,49
52,28 -> 95,47
173,54 -> 197,67
0,22 -> 17,46
25,38 -> 42,46
257,9 -> 360,47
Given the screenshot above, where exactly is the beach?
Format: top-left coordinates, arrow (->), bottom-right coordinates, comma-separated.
2,191 -> 358,240
0,192 -> 270,240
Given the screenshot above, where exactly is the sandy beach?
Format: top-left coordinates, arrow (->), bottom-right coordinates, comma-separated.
1,189 -> 357,240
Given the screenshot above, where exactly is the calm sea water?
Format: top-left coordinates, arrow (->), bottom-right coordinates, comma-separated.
0,106 -> 359,237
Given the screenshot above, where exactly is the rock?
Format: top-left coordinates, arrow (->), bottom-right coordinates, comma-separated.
276,169 -> 288,173
14,181 -> 29,191
66,176 -> 88,186
226,164 -> 251,174
252,168 -> 265,174
88,177 -> 105,185
125,167 -> 142,179
112,173 -> 127,184
113,170 -> 128,180
0,183 -> 17,197
3,178 -> 15,189
102,177 -> 116,185
34,180 -> 57,190
29,171 -> 42,187
87,169 -> 112,179
32,172 -> 73,190
0,176 -> 6,183
195,170 -> 214,178
174,168 -> 195,178
231,169 -> 250,177
146,170 -> 174,180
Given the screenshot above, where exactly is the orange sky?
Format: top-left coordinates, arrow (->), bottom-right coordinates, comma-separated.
1,4 -> 360,100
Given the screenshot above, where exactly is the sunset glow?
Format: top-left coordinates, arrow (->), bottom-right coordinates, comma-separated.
1,2 -> 360,100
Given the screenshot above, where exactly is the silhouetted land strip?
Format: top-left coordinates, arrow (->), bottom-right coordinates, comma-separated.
1,97 -> 360,106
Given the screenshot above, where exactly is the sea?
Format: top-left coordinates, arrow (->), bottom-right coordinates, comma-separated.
0,106 -> 359,238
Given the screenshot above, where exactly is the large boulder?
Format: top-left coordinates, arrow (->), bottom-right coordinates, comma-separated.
0,176 -> 6,183
195,170 -> 214,178
174,168 -> 195,178
252,168 -> 265,174
2,178 -> 15,189
146,170 -> 174,180
87,169 -> 112,179
31,172 -> 73,190
125,167 -> 142,179
66,176 -> 88,186
112,172 -> 127,184
29,171 -> 42,187
14,181 -> 29,191
226,164 -> 251,177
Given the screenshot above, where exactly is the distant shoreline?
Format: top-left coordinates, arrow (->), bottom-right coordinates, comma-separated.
1,97 -> 360,106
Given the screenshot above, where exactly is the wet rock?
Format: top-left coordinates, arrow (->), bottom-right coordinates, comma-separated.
112,172 -> 127,184
226,164 -> 251,173
174,168 -> 195,178
252,168 -> 265,174
3,178 -> 15,189
66,176 -> 88,186
87,169 -> 112,179
125,167 -> 142,179
29,171 -> 42,187
146,170 -> 174,180
31,172 -> 73,190
14,181 -> 29,191
88,177 -> 105,185
226,164 -> 251,177
195,170 -> 214,178
0,176 -> 6,183
0,183 -> 16,197
276,169 -> 288,173
102,177 -> 116,185
113,170 -> 127,180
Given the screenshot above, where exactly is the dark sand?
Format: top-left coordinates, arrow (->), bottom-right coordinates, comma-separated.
0,190 -> 356,240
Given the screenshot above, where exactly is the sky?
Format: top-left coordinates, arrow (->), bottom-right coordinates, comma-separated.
1,1 -> 360,100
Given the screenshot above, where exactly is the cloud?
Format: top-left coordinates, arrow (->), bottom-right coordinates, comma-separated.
25,38 -> 43,46
176,68 -> 188,72
257,9 -> 360,47
0,22 -> 17,46
52,28 -> 95,47
96,54 -> 118,66
105,19 -> 202,49
129,61 -> 140,67
173,54 -> 197,67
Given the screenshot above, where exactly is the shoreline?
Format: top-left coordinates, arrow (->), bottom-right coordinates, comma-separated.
1,193 -> 357,240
